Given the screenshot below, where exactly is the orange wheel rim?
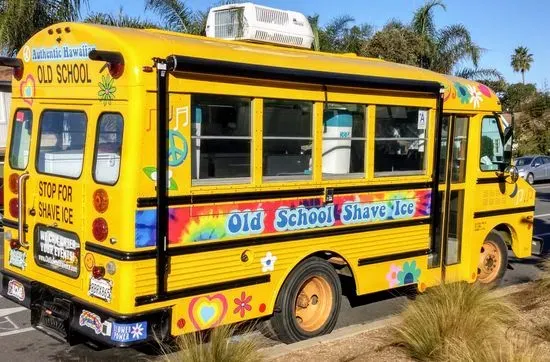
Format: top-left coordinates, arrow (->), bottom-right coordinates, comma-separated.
294,276 -> 333,332
477,240 -> 501,283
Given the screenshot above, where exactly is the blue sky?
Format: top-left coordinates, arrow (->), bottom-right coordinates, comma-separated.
84,0 -> 548,88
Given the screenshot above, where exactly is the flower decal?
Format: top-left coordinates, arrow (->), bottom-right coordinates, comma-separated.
478,84 -> 492,98
261,252 -> 277,272
397,261 -> 421,285
386,264 -> 402,288
131,323 -> 144,339
98,75 -> 116,105
454,82 -> 471,104
233,291 -> 252,318
143,166 -> 178,190
467,85 -> 483,109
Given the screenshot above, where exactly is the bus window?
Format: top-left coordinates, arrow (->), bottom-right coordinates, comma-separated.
191,95 -> 251,182
322,103 -> 366,177
263,99 -> 313,179
36,110 -> 87,179
9,109 -> 32,170
480,116 -> 503,171
374,106 -> 428,175
93,113 -> 123,185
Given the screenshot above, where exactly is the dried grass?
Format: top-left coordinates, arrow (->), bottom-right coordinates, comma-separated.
159,324 -> 264,362
390,282 -> 519,361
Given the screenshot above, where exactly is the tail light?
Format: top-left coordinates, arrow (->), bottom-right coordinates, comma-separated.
92,266 -> 105,279
10,239 -> 20,249
93,189 -> 109,213
9,174 -> 19,193
9,198 -> 18,218
92,218 -> 108,242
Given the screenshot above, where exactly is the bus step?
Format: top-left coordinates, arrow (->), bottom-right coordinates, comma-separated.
34,299 -> 72,342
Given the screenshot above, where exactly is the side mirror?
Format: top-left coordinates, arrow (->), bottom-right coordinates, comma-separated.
503,125 -> 513,144
504,165 -> 519,184
534,163 -> 541,168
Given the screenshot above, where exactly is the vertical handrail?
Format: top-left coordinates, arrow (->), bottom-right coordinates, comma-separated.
429,89 -> 445,268
155,59 -> 169,300
18,172 -> 30,247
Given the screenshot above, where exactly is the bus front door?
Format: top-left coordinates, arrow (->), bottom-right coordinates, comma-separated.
438,115 -> 469,281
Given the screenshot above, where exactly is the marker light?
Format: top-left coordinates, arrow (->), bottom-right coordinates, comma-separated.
9,198 -> 18,218
13,65 -> 24,81
92,266 -> 106,279
0,57 -> 24,81
92,218 -> 108,242
108,62 -> 124,79
93,189 -> 109,213
9,173 -> 19,193
88,50 -> 125,79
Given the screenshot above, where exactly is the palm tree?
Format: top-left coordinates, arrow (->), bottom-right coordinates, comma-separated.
410,0 -> 498,79
84,8 -> 159,29
310,15 -> 372,54
511,46 -> 534,84
411,0 -> 445,39
144,0 -> 195,34
0,0 -> 88,55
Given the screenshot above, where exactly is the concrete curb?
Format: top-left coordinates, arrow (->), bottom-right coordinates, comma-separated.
259,281 -> 533,360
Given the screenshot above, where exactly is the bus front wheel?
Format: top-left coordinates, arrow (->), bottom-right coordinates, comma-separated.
477,231 -> 508,285
270,257 -> 342,343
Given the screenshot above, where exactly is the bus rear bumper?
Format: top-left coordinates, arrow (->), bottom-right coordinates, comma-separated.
0,270 -> 171,347
532,236 -> 544,256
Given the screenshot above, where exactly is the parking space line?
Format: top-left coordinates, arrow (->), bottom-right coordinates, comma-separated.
536,213 -> 550,218
535,185 -> 550,190
0,327 -> 35,337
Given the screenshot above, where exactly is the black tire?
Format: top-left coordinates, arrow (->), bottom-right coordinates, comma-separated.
269,257 -> 342,343
527,173 -> 535,185
477,231 -> 508,286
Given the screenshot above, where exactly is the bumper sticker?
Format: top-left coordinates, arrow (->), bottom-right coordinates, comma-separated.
78,310 -> 112,336
111,322 -> 148,343
6,279 -> 25,302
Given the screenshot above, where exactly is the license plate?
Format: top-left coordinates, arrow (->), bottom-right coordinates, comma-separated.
9,249 -> 27,270
88,278 -> 112,303
7,279 -> 25,302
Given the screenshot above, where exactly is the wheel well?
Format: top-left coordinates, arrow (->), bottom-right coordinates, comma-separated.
493,224 -> 513,249
303,251 -> 356,286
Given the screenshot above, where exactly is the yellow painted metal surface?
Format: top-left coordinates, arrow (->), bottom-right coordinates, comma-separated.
1,22 -> 534,338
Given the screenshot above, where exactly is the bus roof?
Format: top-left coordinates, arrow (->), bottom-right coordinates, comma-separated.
17,22 -> 500,112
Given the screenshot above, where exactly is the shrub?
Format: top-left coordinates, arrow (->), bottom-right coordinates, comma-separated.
390,282 -> 518,361
160,324 -> 264,362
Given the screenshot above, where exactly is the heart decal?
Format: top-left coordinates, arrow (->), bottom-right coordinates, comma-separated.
20,74 -> 35,106
188,294 -> 228,330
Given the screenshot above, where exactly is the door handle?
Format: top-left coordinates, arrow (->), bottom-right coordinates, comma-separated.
18,172 -> 30,248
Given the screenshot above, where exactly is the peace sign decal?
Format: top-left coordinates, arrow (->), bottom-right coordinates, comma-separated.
168,130 -> 188,167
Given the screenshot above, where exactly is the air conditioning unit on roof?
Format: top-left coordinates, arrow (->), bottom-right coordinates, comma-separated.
205,2 -> 314,49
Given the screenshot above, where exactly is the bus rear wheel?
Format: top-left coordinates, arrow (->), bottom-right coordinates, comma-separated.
477,232 -> 508,285
270,257 -> 341,343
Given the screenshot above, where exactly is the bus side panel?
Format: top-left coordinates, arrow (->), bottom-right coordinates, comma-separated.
141,222 -> 432,335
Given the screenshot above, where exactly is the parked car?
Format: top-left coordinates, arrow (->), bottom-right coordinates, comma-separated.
514,155 -> 550,184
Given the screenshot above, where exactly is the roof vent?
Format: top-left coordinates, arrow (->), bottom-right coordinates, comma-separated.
205,2 -> 314,49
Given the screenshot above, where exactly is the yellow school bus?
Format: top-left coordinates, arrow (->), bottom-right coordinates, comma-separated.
0,21 -> 537,346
